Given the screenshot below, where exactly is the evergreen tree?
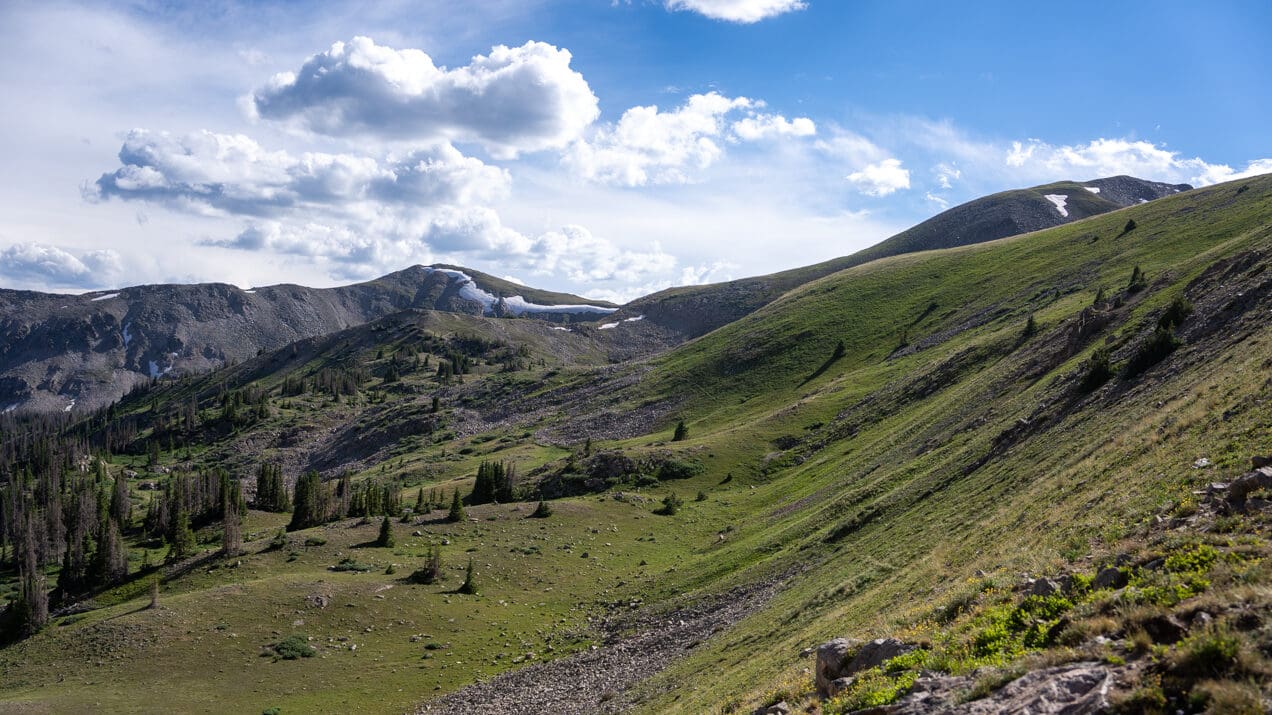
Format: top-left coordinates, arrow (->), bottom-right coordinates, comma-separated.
447,490 -> 465,523
410,545 -> 442,584
1020,314 -> 1038,341
672,420 -> 688,442
221,484 -> 242,557
375,516 -> 395,548
255,463 -> 290,513
109,474 -> 130,529
414,487 -> 426,514
168,510 -> 197,561
531,500 -> 553,518
458,558 -> 478,595
90,520 -> 128,585
288,471 -> 326,531
11,516 -> 48,637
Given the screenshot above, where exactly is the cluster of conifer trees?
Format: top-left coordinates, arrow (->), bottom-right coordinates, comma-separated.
468,460 -> 517,505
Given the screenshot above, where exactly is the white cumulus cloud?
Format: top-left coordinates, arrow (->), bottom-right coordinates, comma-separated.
0,243 -> 123,289
566,92 -> 813,186
731,114 -> 816,141
846,158 -> 910,197
89,129 -> 511,217
1004,138 -> 1272,187
664,0 -> 807,23
248,37 -> 599,157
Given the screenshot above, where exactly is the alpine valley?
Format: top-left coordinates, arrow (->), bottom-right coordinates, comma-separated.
2,172 -> 1271,715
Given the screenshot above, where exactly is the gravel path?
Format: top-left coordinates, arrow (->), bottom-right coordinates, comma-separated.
413,576 -> 787,714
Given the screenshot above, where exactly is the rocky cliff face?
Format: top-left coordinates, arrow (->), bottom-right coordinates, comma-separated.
0,265 -> 615,413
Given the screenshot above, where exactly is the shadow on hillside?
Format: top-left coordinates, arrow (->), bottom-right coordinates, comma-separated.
801,351 -> 843,386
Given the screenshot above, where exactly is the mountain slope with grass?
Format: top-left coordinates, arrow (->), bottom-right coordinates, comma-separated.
0,174 -> 1268,715
0,264 -> 616,414
611,175 -> 1189,347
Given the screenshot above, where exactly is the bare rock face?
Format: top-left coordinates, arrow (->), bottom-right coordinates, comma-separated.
815,638 -> 860,696
814,637 -> 916,697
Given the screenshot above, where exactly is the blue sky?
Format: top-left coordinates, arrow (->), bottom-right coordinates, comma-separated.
0,0 -> 1268,301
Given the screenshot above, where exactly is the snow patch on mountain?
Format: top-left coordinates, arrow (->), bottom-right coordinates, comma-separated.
91,292 -> 120,302
122,322 -> 133,347
421,267 -> 617,317
1044,194 -> 1069,217
1083,186 -> 1101,194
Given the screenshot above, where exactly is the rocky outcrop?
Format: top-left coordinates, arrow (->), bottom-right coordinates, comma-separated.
814,637 -> 915,697
885,661 -> 1117,714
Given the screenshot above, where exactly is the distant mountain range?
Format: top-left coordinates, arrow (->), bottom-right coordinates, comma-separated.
0,175 -> 1189,413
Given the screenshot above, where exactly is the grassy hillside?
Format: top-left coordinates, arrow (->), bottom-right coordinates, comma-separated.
0,175 -> 1268,714
616,176 -> 1182,345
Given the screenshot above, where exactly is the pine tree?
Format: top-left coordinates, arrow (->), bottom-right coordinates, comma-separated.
375,516 -> 395,548
221,485 -> 242,557
168,510 -> 197,561
672,420 -> 688,442
90,520 -> 128,585
414,487 -> 426,514
13,516 -> 48,636
410,545 -> 442,584
458,558 -> 478,595
447,490 -> 465,523
531,500 -> 553,518
109,474 -> 130,529
255,463 -> 290,513
288,471 -> 326,531
1020,314 -> 1038,341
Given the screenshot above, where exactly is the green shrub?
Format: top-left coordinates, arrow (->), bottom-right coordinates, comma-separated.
1164,544 -> 1218,575
824,668 -> 917,713
1079,349 -> 1114,393
272,635 -> 315,660
656,492 -> 684,516
657,459 -> 704,481
303,536 -> 326,547
1170,625 -> 1244,680
1122,326 -> 1180,379
1156,295 -> 1193,331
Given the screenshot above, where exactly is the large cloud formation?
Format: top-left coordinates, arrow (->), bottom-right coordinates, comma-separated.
90,129 -> 510,217
0,242 -> 123,289
248,37 -> 599,157
565,92 -> 815,186
664,0 -> 807,23
86,129 -> 676,286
